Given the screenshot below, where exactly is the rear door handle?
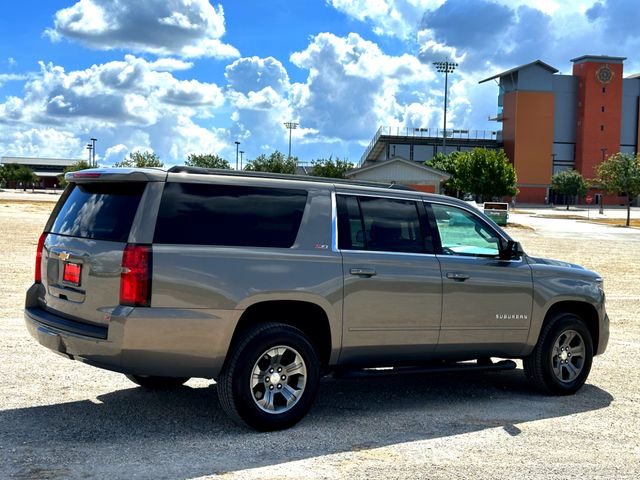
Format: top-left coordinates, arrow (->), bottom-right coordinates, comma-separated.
350,268 -> 377,277
446,272 -> 470,281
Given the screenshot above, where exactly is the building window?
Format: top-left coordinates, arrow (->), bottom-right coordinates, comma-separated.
601,106 -> 605,112
602,86 -> 606,94
600,124 -> 605,132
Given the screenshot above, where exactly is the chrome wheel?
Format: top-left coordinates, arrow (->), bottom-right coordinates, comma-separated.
551,329 -> 586,383
250,345 -> 307,414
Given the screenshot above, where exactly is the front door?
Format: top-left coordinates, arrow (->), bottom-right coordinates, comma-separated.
428,202 -> 533,357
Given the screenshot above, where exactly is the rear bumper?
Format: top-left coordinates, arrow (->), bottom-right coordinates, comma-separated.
24,285 -> 240,379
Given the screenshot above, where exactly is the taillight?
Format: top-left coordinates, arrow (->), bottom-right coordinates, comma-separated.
35,233 -> 47,283
120,244 -> 152,307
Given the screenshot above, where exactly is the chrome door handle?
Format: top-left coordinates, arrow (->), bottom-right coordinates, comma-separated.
446,272 -> 470,281
350,268 -> 377,277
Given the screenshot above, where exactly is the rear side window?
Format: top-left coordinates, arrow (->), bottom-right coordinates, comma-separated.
337,195 -> 429,253
50,182 -> 146,242
154,183 -> 308,248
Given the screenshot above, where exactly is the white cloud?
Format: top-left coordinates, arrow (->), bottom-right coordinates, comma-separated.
0,127 -> 83,159
290,32 -> 437,141
225,57 -> 290,94
148,58 -> 194,71
45,0 -> 239,59
0,54 -> 230,165
329,0 -> 443,39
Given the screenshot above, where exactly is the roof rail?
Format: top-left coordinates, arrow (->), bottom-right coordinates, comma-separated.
167,165 -> 415,191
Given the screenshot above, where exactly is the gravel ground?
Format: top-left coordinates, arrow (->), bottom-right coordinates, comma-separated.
1,200 -> 639,480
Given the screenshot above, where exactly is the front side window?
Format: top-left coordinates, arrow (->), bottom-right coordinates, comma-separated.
431,203 -> 500,257
154,183 -> 308,248
337,195 -> 428,254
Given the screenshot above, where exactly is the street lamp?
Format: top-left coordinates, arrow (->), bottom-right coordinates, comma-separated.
234,141 -> 240,170
90,137 -> 97,167
239,151 -> 244,170
433,60 -> 458,154
284,122 -> 299,159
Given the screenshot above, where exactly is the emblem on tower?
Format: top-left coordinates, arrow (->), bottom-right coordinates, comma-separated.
596,65 -> 613,84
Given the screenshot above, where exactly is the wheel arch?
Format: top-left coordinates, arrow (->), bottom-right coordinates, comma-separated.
230,300 -> 335,367
541,300 -> 600,351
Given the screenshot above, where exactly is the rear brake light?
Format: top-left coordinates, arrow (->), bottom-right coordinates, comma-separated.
35,233 -> 47,283
120,244 -> 152,307
72,172 -> 102,178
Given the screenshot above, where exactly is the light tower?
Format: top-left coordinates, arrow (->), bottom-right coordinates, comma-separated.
284,122 -> 299,159
433,60 -> 458,153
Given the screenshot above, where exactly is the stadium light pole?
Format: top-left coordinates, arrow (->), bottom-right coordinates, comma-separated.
234,141 -> 240,170
90,138 -> 97,167
433,60 -> 458,154
284,122 -> 299,159
239,151 -> 244,170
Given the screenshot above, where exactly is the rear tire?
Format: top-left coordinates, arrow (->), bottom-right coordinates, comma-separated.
218,323 -> 321,431
126,374 -> 189,389
524,313 -> 593,395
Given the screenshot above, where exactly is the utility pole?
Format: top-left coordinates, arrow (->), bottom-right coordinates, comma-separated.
235,141 -> 240,170
239,151 -> 244,170
284,122 -> 299,159
433,61 -> 458,154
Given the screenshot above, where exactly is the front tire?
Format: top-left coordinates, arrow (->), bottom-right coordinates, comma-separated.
524,313 -> 593,395
218,323 -> 321,431
126,374 -> 189,389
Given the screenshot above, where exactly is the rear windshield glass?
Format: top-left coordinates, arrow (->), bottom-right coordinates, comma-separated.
50,182 -> 146,242
154,183 -> 308,248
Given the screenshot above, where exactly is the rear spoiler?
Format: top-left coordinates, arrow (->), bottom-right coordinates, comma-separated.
65,168 -> 167,183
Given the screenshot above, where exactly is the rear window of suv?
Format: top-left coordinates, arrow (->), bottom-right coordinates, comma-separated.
154,182 -> 308,248
50,182 -> 146,242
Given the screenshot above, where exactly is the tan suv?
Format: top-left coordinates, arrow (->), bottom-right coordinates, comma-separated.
25,166 -> 609,430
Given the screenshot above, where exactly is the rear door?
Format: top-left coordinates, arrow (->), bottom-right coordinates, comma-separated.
337,193 -> 442,365
40,180 -> 149,326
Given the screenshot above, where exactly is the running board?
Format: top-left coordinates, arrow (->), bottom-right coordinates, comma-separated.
334,359 -> 517,379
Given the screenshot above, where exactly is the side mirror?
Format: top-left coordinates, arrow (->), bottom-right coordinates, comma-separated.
498,239 -> 524,261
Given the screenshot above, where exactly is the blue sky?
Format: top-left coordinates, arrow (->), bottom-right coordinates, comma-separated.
1,0 -> 639,167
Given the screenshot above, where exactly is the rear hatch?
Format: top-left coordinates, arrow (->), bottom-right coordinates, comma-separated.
40,171 -> 158,326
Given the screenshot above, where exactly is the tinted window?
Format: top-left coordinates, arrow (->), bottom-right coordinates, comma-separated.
50,182 -> 146,242
154,183 -> 308,248
431,203 -> 500,257
337,195 -> 426,253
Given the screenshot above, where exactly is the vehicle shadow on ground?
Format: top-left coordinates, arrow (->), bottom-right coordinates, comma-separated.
1,369 -> 613,479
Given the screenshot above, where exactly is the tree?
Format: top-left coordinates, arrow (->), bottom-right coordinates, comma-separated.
58,160 -> 92,188
114,151 -> 164,168
13,165 -> 39,191
425,151 -> 466,196
551,170 -> 589,210
185,153 -> 230,169
245,150 -> 297,174
596,152 -> 640,227
454,148 -> 518,202
0,163 -> 22,188
311,156 -> 354,178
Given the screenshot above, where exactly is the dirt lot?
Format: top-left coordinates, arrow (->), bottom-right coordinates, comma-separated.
1,199 -> 639,480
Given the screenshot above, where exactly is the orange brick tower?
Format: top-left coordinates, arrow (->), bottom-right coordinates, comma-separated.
572,55 -> 625,180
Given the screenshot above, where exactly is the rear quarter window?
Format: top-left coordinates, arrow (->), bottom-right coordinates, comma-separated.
50,182 -> 146,242
153,183 -> 308,248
